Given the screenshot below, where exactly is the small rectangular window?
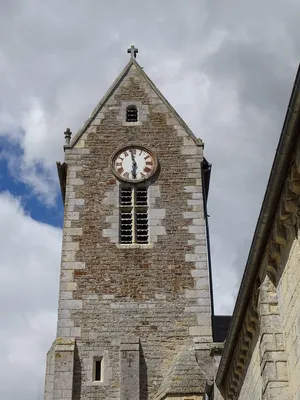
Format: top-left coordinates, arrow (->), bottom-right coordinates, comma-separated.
126,105 -> 138,122
93,358 -> 102,381
120,186 -> 148,244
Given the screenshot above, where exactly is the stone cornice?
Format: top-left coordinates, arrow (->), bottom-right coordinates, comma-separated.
223,281 -> 259,399
267,157 -> 300,285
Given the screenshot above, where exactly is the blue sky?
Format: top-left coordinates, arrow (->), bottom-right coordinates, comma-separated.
0,137 -> 64,227
0,1 -> 299,399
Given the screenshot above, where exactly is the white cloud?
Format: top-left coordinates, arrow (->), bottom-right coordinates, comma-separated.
0,192 -> 61,400
0,97 -> 60,204
21,98 -> 48,164
0,2 -> 299,397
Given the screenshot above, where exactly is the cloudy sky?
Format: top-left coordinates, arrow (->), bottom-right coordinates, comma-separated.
0,0 -> 299,398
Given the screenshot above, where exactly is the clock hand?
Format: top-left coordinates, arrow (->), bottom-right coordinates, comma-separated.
130,149 -> 137,179
132,161 -> 137,179
130,149 -> 135,162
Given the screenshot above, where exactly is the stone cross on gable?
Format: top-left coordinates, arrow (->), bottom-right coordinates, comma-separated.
127,45 -> 138,59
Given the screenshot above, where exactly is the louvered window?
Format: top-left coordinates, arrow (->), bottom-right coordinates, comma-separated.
126,105 -> 138,122
120,186 -> 148,244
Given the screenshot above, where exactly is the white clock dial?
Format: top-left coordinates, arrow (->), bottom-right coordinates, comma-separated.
112,146 -> 157,182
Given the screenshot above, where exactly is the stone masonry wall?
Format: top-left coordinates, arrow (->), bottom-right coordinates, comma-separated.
227,273 -> 289,400
213,350 -> 225,400
50,63 -> 213,399
277,237 -> 300,400
239,338 -> 262,400
258,275 -> 289,400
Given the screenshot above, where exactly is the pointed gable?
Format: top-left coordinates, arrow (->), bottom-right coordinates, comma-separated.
67,57 -> 203,149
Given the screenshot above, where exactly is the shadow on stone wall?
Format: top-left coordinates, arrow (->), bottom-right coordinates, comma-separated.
140,344 -> 148,400
73,344 -> 82,399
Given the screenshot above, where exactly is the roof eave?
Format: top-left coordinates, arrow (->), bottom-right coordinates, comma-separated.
57,161 -> 67,204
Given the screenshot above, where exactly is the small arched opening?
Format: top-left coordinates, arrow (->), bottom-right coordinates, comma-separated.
126,105 -> 138,122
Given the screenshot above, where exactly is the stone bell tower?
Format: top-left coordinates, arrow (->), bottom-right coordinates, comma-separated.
44,46 -> 216,400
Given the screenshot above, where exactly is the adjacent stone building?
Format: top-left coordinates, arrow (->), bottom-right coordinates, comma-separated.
215,65 -> 300,400
44,46 -> 227,400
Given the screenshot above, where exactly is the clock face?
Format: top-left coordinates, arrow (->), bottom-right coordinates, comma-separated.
112,145 -> 157,182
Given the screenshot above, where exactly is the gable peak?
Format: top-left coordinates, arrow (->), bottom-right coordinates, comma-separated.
66,46 -> 203,149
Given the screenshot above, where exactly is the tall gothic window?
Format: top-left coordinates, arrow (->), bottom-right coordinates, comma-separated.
126,105 -> 138,122
119,186 -> 148,244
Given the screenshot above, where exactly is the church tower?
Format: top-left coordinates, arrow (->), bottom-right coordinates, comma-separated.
44,46 -> 216,400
